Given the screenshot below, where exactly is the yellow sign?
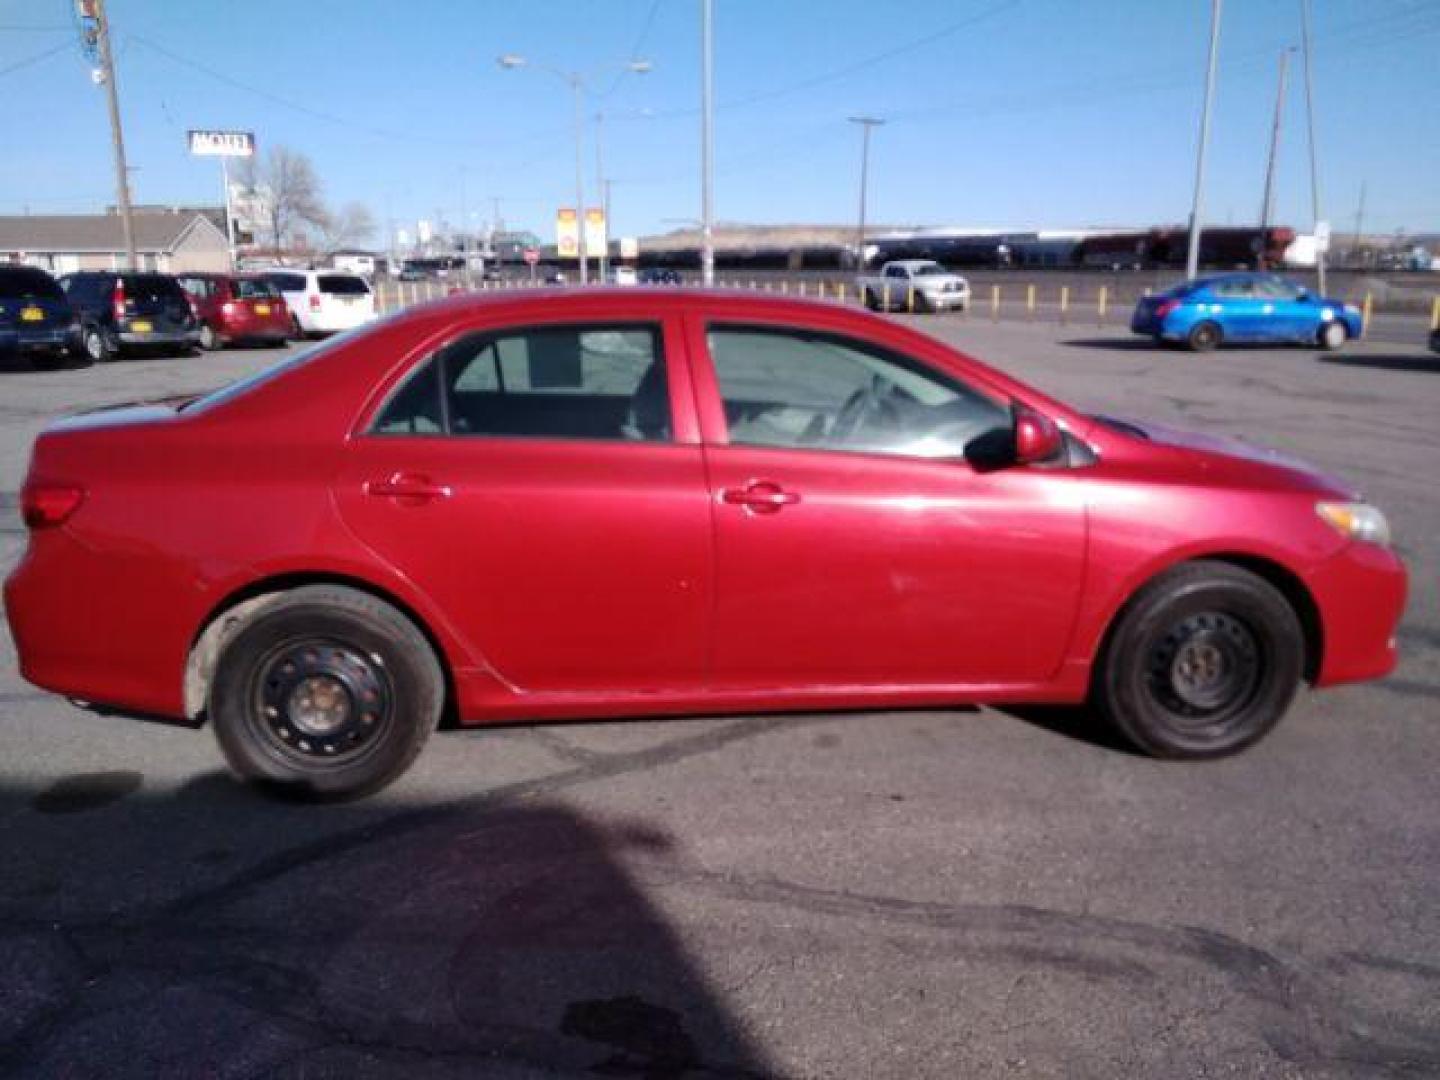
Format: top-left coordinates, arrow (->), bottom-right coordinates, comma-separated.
556,208 -> 579,260
583,208 -> 606,254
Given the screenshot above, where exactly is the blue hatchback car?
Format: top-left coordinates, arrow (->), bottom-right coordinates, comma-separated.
1131,272 -> 1362,352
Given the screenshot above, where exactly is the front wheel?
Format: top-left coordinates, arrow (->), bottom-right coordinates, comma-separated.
1318,320 -> 1347,351
199,324 -> 221,351
83,325 -> 112,363
209,585 -> 444,800
1094,561 -> 1303,759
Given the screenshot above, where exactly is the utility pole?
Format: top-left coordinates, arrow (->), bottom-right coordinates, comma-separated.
1350,180 -> 1367,268
700,0 -> 715,286
594,111 -> 608,280
1300,0 -> 1326,294
848,117 -> 884,272
1186,0 -> 1222,282
92,0 -> 137,269
1258,49 -> 1291,270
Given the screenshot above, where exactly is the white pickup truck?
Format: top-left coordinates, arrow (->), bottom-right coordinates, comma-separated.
857,260 -> 970,313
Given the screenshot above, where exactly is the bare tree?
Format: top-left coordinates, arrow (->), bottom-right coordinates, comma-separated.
238,146 -> 328,257
317,201 -> 377,253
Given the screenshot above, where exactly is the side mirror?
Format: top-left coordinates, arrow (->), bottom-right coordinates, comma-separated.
1014,408 -> 1063,464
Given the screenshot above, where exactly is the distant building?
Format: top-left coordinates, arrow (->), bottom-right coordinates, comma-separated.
0,210 -> 230,274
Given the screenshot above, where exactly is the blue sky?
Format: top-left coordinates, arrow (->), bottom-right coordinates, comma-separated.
2,0 -> 1437,244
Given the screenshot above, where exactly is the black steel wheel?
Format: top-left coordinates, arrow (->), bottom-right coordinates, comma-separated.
1094,561 -> 1303,758
1187,321 -> 1222,352
209,585 -> 443,799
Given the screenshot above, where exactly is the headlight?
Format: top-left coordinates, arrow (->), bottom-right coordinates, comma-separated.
1316,501 -> 1391,546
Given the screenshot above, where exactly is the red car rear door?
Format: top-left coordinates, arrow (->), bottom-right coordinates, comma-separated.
686,314 -> 1087,690
333,312 -> 713,696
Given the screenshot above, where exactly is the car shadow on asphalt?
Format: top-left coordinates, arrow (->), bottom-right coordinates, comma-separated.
1317,352 -> 1440,374
991,704 -> 1144,756
0,353 -> 94,374
1058,337 -> 1164,351
0,772 -> 772,1078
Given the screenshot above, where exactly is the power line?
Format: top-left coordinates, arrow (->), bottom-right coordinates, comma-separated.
597,0 -> 662,99
0,40 -> 71,80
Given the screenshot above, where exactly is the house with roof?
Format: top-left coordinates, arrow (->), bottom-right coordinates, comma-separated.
0,209 -> 230,275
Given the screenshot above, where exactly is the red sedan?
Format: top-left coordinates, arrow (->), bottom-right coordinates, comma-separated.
178,273 -> 292,350
4,290 -> 1406,798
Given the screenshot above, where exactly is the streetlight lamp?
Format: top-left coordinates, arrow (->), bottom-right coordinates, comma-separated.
497,54 -> 651,285
848,116 -> 885,273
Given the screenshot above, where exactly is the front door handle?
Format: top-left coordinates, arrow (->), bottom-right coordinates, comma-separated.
365,472 -> 453,502
721,481 -> 801,514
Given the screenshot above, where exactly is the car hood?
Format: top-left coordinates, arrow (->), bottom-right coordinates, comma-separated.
915,274 -> 967,288
1096,415 -> 1358,498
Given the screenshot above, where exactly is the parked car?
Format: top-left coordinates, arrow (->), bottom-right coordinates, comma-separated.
858,260 -> 970,312
58,271 -> 200,360
638,267 -> 682,285
0,264 -> 79,368
607,265 -> 639,286
261,269 -> 376,338
1131,273 -> 1363,351
4,290 -> 1405,799
177,272 -> 292,350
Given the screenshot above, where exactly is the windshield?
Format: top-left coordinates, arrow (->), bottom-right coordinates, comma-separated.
234,278 -> 279,299
319,275 -> 370,295
0,267 -> 65,301
912,263 -> 949,277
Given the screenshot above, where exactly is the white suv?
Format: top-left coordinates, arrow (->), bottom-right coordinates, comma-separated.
261,269 -> 376,338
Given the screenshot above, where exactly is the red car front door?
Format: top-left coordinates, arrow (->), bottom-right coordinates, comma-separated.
689,318 -> 1087,690
333,315 -> 713,696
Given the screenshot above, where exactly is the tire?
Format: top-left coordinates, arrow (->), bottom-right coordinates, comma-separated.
290,314 -> 306,341
1094,560 -> 1303,759
1187,321 -> 1222,352
1318,320 -> 1347,351
199,324 -> 221,351
863,289 -> 879,312
209,585 -> 444,800
83,325 -> 112,363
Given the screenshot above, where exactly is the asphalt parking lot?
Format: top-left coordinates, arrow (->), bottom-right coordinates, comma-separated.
1,315 -> 1437,1077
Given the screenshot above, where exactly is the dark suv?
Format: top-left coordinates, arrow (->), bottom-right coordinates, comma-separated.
58,271 -> 200,360
0,264 -> 78,368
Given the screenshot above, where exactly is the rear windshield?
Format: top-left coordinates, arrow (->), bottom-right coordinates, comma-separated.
234,278 -> 279,299
912,263 -> 948,276
123,274 -> 186,302
318,275 -> 370,295
0,266 -> 64,301
267,272 -> 307,292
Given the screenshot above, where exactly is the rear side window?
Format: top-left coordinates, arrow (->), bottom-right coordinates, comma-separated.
373,324 -> 671,442
318,275 -> 369,295
0,267 -> 63,301
178,277 -> 216,298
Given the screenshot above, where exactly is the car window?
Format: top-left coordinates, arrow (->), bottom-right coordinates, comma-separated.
234,278 -> 278,299
1211,278 -> 1255,298
373,324 -> 671,442
318,275 -> 370,295
706,325 -> 1009,458
123,274 -> 186,303
0,267 -> 64,301
884,265 -> 907,279
178,277 -> 214,299
1256,276 -> 1302,300
267,273 -> 307,292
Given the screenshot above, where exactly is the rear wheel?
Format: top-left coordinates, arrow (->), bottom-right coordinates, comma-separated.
1094,561 -> 1303,759
863,288 -> 879,311
1187,321 -> 1222,352
1318,320 -> 1347,351
83,325 -> 112,363
199,324 -> 221,351
209,585 -> 444,800
290,314 -> 306,341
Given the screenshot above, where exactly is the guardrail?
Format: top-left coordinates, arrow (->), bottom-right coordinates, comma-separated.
374,277 -> 1440,338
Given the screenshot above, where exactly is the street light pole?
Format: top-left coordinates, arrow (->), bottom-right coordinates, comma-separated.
700,0 -> 715,286
93,0 -> 137,270
849,117 -> 884,272
594,111 -> 607,281
1300,0 -> 1326,295
1258,49 -> 1291,270
1186,0 -> 1222,282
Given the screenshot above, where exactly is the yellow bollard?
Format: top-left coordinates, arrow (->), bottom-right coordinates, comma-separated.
1431,295 -> 1440,331
907,285 -> 915,313
1362,292 -> 1373,334
1026,283 -> 1036,319
1098,285 -> 1108,325
882,283 -> 891,311
1060,285 -> 1070,325
991,284 -> 1000,321
781,280 -> 789,294
838,281 -> 847,303
799,280 -> 808,297
750,279 -> 756,291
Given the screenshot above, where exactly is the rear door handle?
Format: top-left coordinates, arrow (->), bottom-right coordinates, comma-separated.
365,473 -> 453,502
720,481 -> 800,514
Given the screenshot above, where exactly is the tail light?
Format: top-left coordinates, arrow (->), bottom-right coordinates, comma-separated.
111,281 -> 127,321
222,301 -> 239,316
309,294 -> 321,311
1156,298 -> 1180,319
21,482 -> 85,529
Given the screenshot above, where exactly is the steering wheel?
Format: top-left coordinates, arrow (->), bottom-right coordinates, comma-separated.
829,376 -> 897,447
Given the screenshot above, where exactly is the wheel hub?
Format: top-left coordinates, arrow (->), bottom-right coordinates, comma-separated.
1147,612 -> 1260,721
256,641 -> 389,758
